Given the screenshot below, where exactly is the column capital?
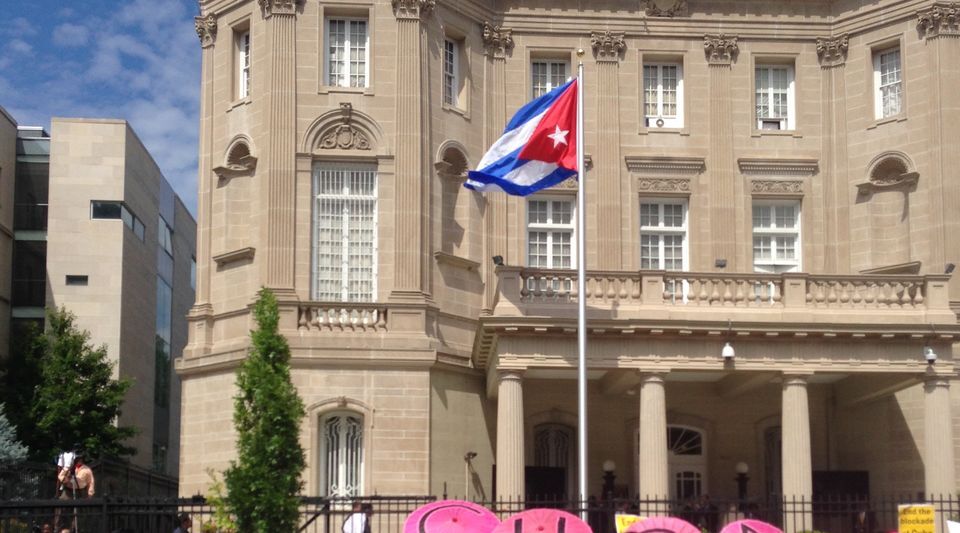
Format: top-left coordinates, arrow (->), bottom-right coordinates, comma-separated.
704,34 -> 739,65
924,372 -> 952,390
481,21 -> 514,59
591,31 -> 626,63
194,14 -> 218,48
392,0 -> 435,20
917,3 -> 960,40
782,373 -> 812,387
258,0 -> 299,18
816,34 -> 849,68
638,371 -> 668,385
497,369 -> 524,383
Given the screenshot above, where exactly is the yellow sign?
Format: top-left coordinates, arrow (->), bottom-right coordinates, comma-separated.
899,504 -> 936,533
615,514 -> 646,533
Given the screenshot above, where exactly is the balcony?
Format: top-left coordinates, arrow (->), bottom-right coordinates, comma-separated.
490,266 -> 955,326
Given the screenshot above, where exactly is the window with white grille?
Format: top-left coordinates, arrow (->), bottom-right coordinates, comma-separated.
531,60 -> 569,99
527,198 -> 575,269
640,200 -> 687,271
873,47 -> 902,119
313,164 -> 377,302
237,30 -> 251,98
643,63 -> 683,128
443,38 -> 459,107
755,65 -> 794,130
752,201 -> 801,273
326,18 -> 369,88
319,412 -> 364,497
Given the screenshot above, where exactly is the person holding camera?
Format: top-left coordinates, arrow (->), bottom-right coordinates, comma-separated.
54,451 -> 95,532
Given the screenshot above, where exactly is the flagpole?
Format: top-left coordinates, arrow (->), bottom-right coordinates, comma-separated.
575,49 -> 588,521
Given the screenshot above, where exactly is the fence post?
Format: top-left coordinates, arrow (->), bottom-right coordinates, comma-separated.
102,498 -> 109,533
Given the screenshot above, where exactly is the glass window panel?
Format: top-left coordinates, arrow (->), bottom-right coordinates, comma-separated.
91,201 -> 122,219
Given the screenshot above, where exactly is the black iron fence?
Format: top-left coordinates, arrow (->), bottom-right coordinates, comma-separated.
0,460 -> 178,502
0,495 -> 956,533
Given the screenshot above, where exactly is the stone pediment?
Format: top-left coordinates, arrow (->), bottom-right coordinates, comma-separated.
301,103 -> 384,155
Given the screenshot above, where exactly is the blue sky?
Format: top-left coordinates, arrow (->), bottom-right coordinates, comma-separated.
0,0 -> 201,214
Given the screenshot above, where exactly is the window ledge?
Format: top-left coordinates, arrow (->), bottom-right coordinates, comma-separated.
434,251 -> 481,271
213,247 -> 255,268
867,114 -> 907,130
227,97 -> 251,112
319,85 -> 374,96
441,103 -> 470,119
751,130 -> 802,138
639,127 -> 690,136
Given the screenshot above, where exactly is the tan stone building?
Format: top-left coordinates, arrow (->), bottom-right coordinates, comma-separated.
2,115 -> 196,476
181,0 -> 960,508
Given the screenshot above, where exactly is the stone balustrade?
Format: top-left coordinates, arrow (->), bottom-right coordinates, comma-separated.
493,266 -> 953,321
297,303 -> 387,332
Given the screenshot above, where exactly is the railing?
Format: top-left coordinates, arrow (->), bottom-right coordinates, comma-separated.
1,495 -> 957,533
496,266 -> 951,317
297,303 -> 388,332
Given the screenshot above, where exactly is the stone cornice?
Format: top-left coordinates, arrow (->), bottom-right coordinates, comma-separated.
738,158 -> 819,177
392,0 -> 435,20
194,14 -> 217,48
917,2 -> 960,39
213,246 -> 256,267
704,34 -> 738,65
625,155 -> 706,176
591,31 -> 626,62
481,21 -> 514,58
258,0 -> 298,18
643,0 -> 689,17
816,34 -> 848,67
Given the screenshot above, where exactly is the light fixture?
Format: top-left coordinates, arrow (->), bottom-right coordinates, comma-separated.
722,342 -> 736,359
464,451 -> 477,461
735,462 -> 749,475
602,460 -> 616,473
491,255 -> 504,266
715,258 -> 727,268
946,263 -> 956,275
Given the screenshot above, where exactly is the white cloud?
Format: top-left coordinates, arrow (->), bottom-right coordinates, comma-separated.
8,39 -> 34,55
9,17 -> 37,37
52,23 -> 90,47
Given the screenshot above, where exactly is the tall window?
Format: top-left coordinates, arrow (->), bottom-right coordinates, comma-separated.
443,38 -> 459,106
531,60 -> 568,99
752,201 -> 801,273
643,63 -> 683,128
640,200 -> 687,271
874,47 -> 902,119
527,198 -> 574,269
238,31 -> 250,98
326,18 -> 369,88
755,65 -> 794,130
320,412 -> 364,497
314,163 -> 377,302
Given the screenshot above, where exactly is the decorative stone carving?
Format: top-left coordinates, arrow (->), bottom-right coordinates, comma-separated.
481,22 -> 514,58
751,180 -> 803,195
258,0 -> 298,17
392,0 -> 435,20
638,178 -> 691,193
857,154 -> 919,194
816,34 -> 848,67
704,34 -> 738,65
625,156 -> 705,176
591,31 -> 626,62
738,158 -> 819,177
214,139 -> 258,180
194,14 -> 217,48
917,3 -> 960,38
318,103 -> 371,151
643,0 -> 689,17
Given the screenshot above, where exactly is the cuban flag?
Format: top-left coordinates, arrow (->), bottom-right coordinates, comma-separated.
465,79 -> 578,196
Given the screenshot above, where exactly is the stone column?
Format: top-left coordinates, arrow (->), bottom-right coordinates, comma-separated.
480,22 -> 513,312
260,0 -> 298,295
704,35 -> 741,270
918,5 -> 960,292
391,0 -> 434,302
638,373 -> 668,507
186,13 -> 218,354
816,35 -> 850,273
781,374 -> 813,533
496,370 -> 525,500
591,32 -> 626,270
923,374 -> 956,497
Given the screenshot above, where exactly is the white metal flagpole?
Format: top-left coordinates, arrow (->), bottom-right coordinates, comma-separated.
575,49 -> 588,520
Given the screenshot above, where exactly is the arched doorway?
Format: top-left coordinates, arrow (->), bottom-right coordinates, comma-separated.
531,423 -> 576,500
667,425 -> 707,501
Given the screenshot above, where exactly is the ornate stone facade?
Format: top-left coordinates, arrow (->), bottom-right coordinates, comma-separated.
392,0 -> 435,20
917,2 -> 960,38
816,34 -> 848,67
258,0 -> 298,17
194,14 -> 217,48
643,0 -> 689,17
481,22 -> 514,58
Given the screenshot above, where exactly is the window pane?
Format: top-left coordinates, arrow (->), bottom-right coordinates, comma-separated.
528,200 -> 547,224
552,200 -> 572,225
640,234 -> 659,269
640,203 -> 659,227
528,231 -> 548,267
349,20 -> 367,88
661,65 -> 677,117
643,65 -> 658,117
753,236 -> 771,260
91,201 -> 122,219
328,20 -> 346,86
663,204 -> 683,227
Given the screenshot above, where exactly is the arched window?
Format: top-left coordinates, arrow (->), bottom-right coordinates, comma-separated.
534,424 -> 572,469
319,411 -> 364,497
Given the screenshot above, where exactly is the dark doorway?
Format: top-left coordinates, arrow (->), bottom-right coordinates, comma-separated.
526,466 -> 567,504
813,470 -> 869,498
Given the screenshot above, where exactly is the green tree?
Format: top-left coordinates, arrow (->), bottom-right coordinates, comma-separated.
225,288 -> 306,533
0,404 -> 28,463
31,307 -> 136,460
1,321 -> 45,455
